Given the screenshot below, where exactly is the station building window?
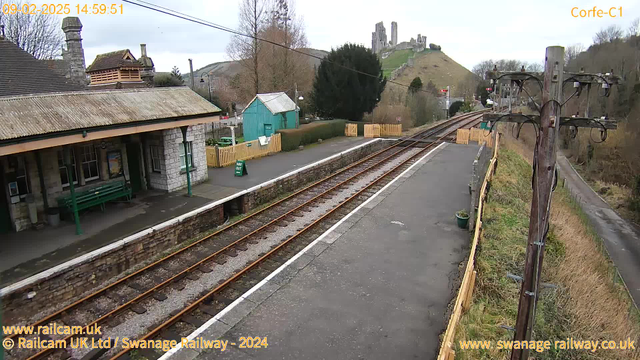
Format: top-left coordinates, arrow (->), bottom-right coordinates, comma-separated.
81,144 -> 100,181
57,150 -> 78,187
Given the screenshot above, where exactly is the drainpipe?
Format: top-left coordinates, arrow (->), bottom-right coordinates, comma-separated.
180,126 -> 192,197
64,147 -> 82,235
35,151 -> 49,211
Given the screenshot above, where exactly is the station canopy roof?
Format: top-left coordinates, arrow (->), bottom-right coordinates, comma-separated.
0,87 -> 221,143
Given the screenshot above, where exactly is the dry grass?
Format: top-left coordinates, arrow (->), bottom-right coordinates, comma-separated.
550,196 -> 640,359
454,136 -> 640,359
391,51 -> 474,94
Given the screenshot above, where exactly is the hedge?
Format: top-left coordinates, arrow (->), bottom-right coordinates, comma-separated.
278,120 -> 347,151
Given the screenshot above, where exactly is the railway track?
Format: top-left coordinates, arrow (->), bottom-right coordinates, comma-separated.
3,111 -> 485,360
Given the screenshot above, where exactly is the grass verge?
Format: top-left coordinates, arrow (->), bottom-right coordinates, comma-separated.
453,141 -> 640,359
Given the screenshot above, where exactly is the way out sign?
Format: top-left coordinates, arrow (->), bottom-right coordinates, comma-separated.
234,160 -> 248,177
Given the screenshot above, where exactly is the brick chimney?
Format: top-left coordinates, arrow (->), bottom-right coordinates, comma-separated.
61,17 -> 87,86
138,43 -> 155,86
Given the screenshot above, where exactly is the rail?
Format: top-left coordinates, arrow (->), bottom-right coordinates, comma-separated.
110,112 -> 485,360
6,111 -> 485,360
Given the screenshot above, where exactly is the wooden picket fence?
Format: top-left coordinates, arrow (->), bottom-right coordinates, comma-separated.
456,129 -> 470,144
437,132 -> 500,360
345,123 -> 358,137
206,133 -> 281,167
457,128 -> 494,147
363,124 -> 402,138
364,124 -> 381,138
380,124 -> 402,136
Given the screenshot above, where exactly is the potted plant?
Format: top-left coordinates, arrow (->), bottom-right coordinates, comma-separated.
456,209 -> 469,229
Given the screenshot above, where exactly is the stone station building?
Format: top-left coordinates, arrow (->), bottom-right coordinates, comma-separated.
0,88 -> 221,233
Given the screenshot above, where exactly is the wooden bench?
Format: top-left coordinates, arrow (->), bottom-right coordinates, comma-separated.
56,180 -> 132,213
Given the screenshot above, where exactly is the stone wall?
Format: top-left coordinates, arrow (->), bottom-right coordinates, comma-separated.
2,203 -> 224,320
242,140 -> 390,212
469,143 -> 492,229
162,124 -> 208,192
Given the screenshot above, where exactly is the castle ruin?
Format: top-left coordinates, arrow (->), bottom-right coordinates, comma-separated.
370,21 -> 427,55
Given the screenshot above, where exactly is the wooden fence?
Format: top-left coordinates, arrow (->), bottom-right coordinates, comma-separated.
364,124 -> 402,138
345,123 -> 358,137
206,133 -> 281,167
437,132 -> 499,360
364,124 -> 381,138
456,129 -> 470,144
457,128 -> 494,147
380,124 -> 402,136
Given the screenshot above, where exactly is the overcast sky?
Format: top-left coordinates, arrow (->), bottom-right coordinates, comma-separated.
66,0 -> 640,73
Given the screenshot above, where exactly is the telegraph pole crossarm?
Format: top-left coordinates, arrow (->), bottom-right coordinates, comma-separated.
483,113 -> 618,130
481,47 -> 619,360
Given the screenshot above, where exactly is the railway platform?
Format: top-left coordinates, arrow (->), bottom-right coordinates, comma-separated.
169,142 -> 480,360
0,136 -> 373,287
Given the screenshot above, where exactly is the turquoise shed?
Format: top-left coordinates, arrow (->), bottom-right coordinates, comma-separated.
242,92 -> 298,141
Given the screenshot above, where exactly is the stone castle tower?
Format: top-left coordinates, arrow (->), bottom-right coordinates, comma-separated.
61,17 -> 87,86
371,22 -> 389,54
391,22 -> 398,47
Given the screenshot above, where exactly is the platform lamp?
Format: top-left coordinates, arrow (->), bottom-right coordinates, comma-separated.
200,73 -> 212,103
63,146 -> 82,235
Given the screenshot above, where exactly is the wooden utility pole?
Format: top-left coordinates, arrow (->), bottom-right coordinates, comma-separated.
483,47 -> 618,360
510,46 -> 564,360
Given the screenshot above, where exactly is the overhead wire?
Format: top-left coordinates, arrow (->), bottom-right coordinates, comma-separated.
121,0 -> 432,94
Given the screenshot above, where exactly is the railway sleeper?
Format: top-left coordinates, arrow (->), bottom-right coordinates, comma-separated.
152,292 -> 168,301
180,314 -> 205,328
130,304 -> 147,315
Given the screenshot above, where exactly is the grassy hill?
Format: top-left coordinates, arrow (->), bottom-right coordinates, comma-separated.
381,49 -> 475,97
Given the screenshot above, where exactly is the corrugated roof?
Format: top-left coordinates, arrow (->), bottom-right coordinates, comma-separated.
86,49 -> 142,72
0,39 -> 85,97
0,87 -> 221,142
244,92 -> 297,115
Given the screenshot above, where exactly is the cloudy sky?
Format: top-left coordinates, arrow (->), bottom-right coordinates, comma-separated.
66,0 -> 640,73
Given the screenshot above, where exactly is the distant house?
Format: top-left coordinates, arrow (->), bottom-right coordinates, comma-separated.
242,92 -> 298,141
86,47 -> 154,88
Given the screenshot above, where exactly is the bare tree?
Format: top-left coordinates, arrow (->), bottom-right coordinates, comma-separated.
628,18 -> 639,37
524,62 -> 544,73
564,43 -> 585,68
593,25 -> 623,44
472,60 -> 494,79
227,0 -> 267,95
260,0 -> 310,95
0,0 -> 64,59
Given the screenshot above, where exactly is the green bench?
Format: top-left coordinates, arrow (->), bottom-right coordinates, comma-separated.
56,180 -> 132,213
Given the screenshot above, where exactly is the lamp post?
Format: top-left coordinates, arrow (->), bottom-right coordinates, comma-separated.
294,83 -> 304,128
199,73 -> 212,103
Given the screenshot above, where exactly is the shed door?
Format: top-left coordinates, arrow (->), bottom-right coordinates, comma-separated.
264,124 -> 273,137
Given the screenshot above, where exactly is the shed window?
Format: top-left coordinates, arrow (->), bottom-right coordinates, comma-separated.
81,145 -> 100,181
179,142 -> 193,170
150,145 -> 163,173
58,150 -> 78,187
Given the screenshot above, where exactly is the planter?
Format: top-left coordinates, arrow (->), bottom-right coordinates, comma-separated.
456,214 -> 469,229
47,207 -> 60,227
